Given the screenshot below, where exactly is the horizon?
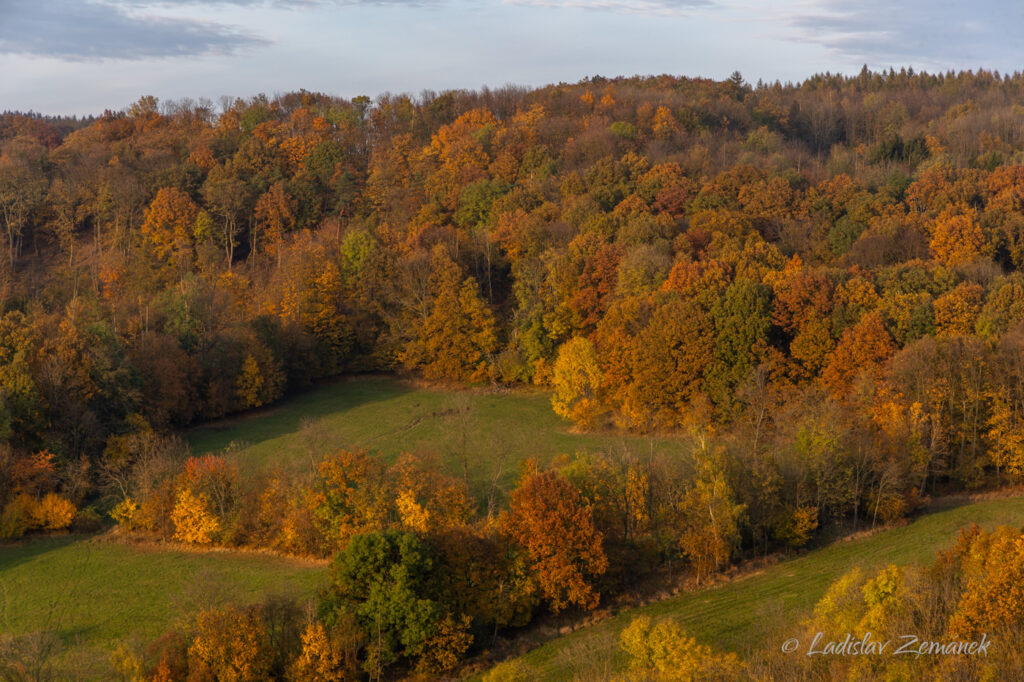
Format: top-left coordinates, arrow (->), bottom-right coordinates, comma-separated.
3,0 -> 1021,116
6,65 -> 1020,120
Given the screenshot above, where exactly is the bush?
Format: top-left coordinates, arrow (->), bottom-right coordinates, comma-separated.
0,494 -> 38,539
33,493 -> 76,531
109,498 -> 138,529
171,489 -> 220,544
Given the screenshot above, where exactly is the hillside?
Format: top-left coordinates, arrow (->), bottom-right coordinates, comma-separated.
485,495 -> 1024,680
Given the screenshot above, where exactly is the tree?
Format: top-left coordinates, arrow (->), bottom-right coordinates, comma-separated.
181,454 -> 238,521
140,187 -> 199,272
570,241 -> 622,330
675,445 -> 744,583
290,618 -> 363,682
623,296 -> 714,430
398,246 -> 497,382
389,453 -> 472,533
171,488 -> 220,544
253,181 -> 296,267
32,493 -> 75,531
551,336 -> 604,429
203,161 -> 251,268
0,136 -> 47,268
975,273 -> 1024,337
947,526 -> 1024,639
822,312 -> 895,398
929,205 -> 985,266
0,311 -> 44,449
188,605 -> 274,681
128,332 -> 198,427
320,530 -> 463,677
425,108 -> 500,210
309,450 -> 390,553
706,279 -> 772,411
432,526 -> 537,631
934,282 -> 984,337
503,469 -> 608,612
619,615 -> 744,681
235,342 -> 285,410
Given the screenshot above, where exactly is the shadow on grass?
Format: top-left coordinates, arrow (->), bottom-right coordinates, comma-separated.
187,376 -> 413,455
0,534 -> 80,577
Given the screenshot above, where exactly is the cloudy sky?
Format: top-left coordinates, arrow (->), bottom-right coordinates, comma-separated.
1,0 -> 1021,115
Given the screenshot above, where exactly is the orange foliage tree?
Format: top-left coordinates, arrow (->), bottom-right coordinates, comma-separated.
822,312 -> 896,398
141,187 -> 199,271
399,246 -> 497,382
503,469 -> 608,612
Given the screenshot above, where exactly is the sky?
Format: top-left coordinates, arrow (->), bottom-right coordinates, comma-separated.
1,0 -> 1022,116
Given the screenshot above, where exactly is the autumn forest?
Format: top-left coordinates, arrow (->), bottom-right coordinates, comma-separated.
6,69 -> 1024,679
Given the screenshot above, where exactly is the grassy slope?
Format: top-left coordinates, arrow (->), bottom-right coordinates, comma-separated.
0,536 -> 325,678
187,376 -> 686,496
497,496 -> 1024,680
0,378 -> 677,677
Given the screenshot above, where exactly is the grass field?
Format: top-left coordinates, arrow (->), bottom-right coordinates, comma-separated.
0,378 -> 684,678
188,376 -> 687,497
487,495 -> 1024,680
0,535 -> 325,679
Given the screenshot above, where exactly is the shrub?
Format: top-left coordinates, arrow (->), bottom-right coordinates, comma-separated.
0,494 -> 39,539
32,493 -> 76,531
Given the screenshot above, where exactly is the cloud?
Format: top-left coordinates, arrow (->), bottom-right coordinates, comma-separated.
501,0 -> 714,15
118,0 -> 432,7
790,0 -> 1024,68
0,0 -> 269,60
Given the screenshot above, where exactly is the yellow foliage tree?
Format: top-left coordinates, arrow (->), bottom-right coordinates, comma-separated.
0,493 -> 38,539
171,488 -> 220,544
619,615 -> 744,681
417,613 -> 473,673
934,282 -> 984,336
551,336 -> 604,429
32,493 -> 75,531
188,606 -> 273,682
930,205 -> 985,266
987,395 -> 1024,477
308,450 -> 390,551
290,619 -> 362,682
109,497 -> 138,529
775,505 -> 819,548
396,489 -> 431,533
812,566 -> 867,634
676,447 -> 744,583
235,354 -> 265,409
652,106 -> 679,139
948,527 -> 1024,639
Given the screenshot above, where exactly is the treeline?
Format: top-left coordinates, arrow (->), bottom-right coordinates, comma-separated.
90,430 -> 745,676
6,71 -> 1024,578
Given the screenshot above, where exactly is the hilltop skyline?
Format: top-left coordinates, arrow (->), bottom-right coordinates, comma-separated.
2,0 -> 1022,115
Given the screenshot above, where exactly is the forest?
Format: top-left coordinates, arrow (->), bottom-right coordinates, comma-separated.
6,67 -> 1024,678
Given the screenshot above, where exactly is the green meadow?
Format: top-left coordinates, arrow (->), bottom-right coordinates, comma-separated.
0,536 -> 324,679
487,495 -> 1024,680
187,376 -> 687,496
